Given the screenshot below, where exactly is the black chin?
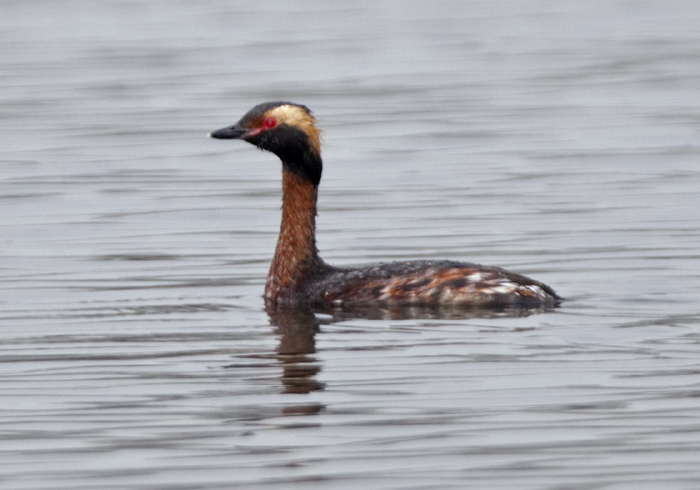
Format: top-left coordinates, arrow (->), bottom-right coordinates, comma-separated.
254,126 -> 323,186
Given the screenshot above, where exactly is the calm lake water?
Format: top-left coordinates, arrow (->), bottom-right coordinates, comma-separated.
2,1 -> 700,489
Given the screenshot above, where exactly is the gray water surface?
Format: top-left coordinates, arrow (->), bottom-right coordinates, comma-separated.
2,1 -> 700,489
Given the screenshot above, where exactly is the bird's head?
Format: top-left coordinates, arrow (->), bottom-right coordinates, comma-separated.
210,101 -> 323,185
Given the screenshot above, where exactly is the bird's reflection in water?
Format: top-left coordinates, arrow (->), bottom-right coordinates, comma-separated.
267,307 -> 325,397
267,302 -> 554,399
314,304 -> 554,322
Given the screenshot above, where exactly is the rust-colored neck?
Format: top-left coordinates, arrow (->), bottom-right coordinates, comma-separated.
265,168 -> 321,303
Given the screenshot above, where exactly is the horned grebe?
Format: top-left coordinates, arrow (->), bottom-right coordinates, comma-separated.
210,101 -> 561,309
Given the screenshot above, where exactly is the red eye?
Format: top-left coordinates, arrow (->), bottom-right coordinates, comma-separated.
263,117 -> 277,129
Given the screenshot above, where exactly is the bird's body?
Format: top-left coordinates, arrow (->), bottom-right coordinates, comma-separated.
210,102 -> 560,309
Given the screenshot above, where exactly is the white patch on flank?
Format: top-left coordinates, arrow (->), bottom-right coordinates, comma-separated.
490,284 -> 518,295
467,272 -> 483,282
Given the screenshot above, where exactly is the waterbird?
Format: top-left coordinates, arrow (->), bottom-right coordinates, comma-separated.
210,101 -> 560,309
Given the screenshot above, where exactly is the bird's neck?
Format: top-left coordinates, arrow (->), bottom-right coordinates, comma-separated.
265,166 -> 323,303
